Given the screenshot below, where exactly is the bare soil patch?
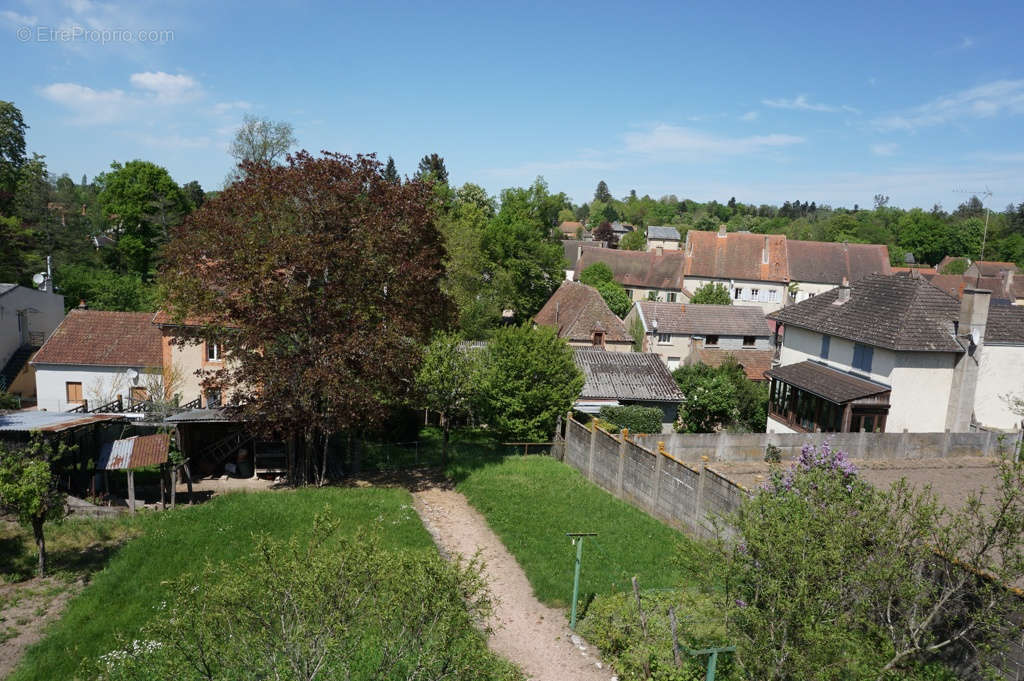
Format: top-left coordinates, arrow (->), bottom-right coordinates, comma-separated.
0,577 -> 80,679
412,485 -> 615,681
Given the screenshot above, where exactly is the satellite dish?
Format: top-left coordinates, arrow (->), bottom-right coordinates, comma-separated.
970,329 -> 981,346
32,273 -> 45,286
126,368 -> 139,383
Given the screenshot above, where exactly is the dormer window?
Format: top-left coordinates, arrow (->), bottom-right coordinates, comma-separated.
592,331 -> 605,346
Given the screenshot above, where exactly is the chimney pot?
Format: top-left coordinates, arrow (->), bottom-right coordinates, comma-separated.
78,299 -> 87,310
835,279 -> 851,304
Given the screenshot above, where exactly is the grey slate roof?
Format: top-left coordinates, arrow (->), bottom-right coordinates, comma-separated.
986,305 -> 1024,344
574,350 -> 684,402
163,408 -> 243,423
647,225 -> 681,241
0,411 -> 123,433
769,272 -> 964,352
765,361 -> 891,403
0,283 -> 18,297
636,302 -> 769,336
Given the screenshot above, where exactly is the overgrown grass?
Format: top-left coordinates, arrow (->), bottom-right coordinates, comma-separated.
452,455 -> 705,608
9,487 -> 432,681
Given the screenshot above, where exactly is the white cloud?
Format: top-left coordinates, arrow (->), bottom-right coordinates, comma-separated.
39,82 -> 131,124
623,124 -> 804,156
129,71 -> 199,102
960,36 -> 974,49
1,10 -> 37,26
872,79 -> 1024,132
740,111 -> 759,121
871,143 -> 899,156
212,100 -> 251,115
761,94 -> 838,112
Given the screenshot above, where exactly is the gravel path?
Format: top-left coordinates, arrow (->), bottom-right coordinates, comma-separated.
413,486 -> 615,681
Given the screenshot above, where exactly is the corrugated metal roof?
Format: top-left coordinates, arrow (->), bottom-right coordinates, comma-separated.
97,433 -> 170,470
0,411 -> 123,433
574,350 -> 683,402
163,407 -> 243,423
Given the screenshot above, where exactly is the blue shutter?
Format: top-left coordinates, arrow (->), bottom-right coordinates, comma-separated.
820,335 -> 830,359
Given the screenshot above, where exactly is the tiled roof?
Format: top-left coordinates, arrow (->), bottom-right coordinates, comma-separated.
786,240 -> 891,284
768,272 -> 964,352
970,260 -> 1020,277
575,247 -> 685,290
534,282 -> 632,343
986,305 -> 1024,344
574,350 -> 684,402
694,348 -> 775,381
635,301 -> 769,336
647,225 -> 681,241
32,310 -> 163,368
766,361 -> 891,403
922,272 -> 1016,302
0,283 -> 18,297
684,230 -> 789,283
559,221 -> 584,235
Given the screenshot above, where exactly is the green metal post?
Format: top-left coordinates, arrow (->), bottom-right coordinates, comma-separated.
569,537 -> 584,629
566,532 -> 596,631
705,651 -> 718,681
688,646 -> 735,681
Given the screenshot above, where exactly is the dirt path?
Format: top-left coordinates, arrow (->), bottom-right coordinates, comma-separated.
0,577 -> 80,679
412,486 -> 616,681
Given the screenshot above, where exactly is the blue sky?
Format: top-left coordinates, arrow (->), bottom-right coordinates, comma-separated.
3,0 -> 1024,210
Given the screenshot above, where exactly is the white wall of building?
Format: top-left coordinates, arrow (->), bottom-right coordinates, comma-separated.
683,276 -> 786,313
646,238 -> 680,252
0,287 -> 64,370
976,345 -> 1024,430
35,364 -> 162,412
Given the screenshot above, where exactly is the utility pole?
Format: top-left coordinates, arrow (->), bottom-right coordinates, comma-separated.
566,532 -> 596,630
954,187 -> 994,261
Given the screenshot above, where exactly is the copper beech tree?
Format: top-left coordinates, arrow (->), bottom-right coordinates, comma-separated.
160,152 -> 450,483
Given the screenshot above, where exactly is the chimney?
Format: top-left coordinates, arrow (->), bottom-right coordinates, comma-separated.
834,277 -> 850,304
77,299 -> 87,310
718,224 -> 727,238
944,288 -> 991,431
656,245 -> 664,256
762,236 -> 769,265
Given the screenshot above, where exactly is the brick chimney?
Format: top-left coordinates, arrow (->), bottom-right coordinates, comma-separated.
944,288 -> 991,431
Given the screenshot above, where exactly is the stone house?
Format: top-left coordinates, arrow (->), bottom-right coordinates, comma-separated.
574,246 -> 688,303
534,281 -> 632,351
681,227 -> 789,313
646,225 -> 681,252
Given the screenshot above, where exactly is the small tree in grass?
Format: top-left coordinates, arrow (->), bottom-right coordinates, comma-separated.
0,437 -> 73,577
475,325 -> 583,441
709,442 -> 1024,680
690,282 -> 732,305
416,331 -> 479,467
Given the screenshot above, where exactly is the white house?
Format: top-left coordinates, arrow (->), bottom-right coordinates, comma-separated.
646,225 -> 681,253
32,310 -> 164,412
624,301 -> 772,373
681,227 -> 789,313
0,282 -> 65,399
765,272 -> 1024,434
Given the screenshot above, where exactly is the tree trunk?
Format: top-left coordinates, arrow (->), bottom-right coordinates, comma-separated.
441,415 -> 450,469
32,517 -> 46,577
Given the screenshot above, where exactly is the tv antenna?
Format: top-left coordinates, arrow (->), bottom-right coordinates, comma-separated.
953,187 -> 993,261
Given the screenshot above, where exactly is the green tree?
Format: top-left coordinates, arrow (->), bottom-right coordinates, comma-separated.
0,100 -> 28,212
182,180 -> 205,209
383,156 -> 400,184
673,357 -> 766,432
579,262 -> 614,286
595,280 -> 630,317
475,324 -> 583,441
96,160 -> 189,277
557,207 -> 576,224
0,437 -> 73,576
619,229 -> 646,250
55,263 -> 157,311
416,153 -> 449,184
690,282 -> 732,305
594,180 -> 613,203
940,258 -> 968,274
417,331 -> 479,466
229,114 -> 296,172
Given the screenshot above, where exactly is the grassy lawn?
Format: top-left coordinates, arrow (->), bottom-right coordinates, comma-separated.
8,487 -> 431,681
452,454 -> 705,608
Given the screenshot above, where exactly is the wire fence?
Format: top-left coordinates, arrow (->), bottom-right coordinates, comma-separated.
357,438 -> 560,472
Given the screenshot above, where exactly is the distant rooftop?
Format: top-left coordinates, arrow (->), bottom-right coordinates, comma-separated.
0,410 -> 123,433
647,225 -> 681,241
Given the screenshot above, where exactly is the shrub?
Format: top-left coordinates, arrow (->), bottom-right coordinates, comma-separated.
599,405 -> 663,434
595,280 -> 631,317
689,282 -> 732,305
580,262 -> 614,286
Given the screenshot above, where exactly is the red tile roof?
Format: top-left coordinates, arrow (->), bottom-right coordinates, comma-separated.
684,230 -> 789,283
32,310 -> 163,368
558,221 -> 585,236
575,247 -> 686,290
786,240 -> 891,284
694,347 -> 775,381
534,282 -> 632,343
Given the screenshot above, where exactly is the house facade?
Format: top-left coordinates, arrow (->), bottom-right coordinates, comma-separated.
534,281 -> 633,352
152,311 -> 231,408
624,301 -> 771,372
573,349 -> 684,433
681,227 -> 789,313
574,246 -> 688,303
646,225 -> 681,252
0,282 -> 65,399
32,310 -> 164,412
766,272 -> 1024,434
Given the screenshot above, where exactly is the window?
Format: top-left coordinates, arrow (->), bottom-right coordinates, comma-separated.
667,292 -> 677,303
820,335 -> 830,359
657,333 -> 671,344
206,342 -> 222,361
592,331 -> 604,346
733,287 -> 743,300
667,356 -> 680,369
66,382 -> 83,403
751,288 -> 760,301
767,289 -> 779,302
705,335 -> 719,347
743,336 -> 756,347
852,343 -> 873,373
205,388 -> 222,408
